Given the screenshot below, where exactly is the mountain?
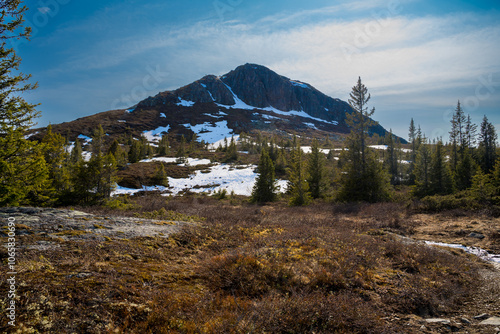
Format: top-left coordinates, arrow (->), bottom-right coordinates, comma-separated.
33,63 -> 402,144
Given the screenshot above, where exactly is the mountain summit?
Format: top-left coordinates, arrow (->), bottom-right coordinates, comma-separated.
37,63 -> 396,143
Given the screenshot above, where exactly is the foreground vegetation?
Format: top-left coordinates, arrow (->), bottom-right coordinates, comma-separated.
2,197 -> 493,333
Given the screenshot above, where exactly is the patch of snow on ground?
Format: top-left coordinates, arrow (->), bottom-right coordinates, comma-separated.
290,80 -> 310,89
125,107 -> 136,113
425,241 -> 500,264
118,120 -> 126,123
369,145 -> 388,150
270,109 -> 339,126
183,121 -> 234,144
208,135 -> 240,150
160,113 -> 166,118
176,98 -> 195,107
140,157 -> 212,167
78,134 -> 92,145
304,122 -> 317,129
143,125 -> 170,142
300,146 -> 331,155
112,163 -> 288,197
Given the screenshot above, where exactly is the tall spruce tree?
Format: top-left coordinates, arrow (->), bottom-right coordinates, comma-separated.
251,147 -> 277,203
412,138 -> 432,198
336,77 -> 390,202
0,1 -> 49,206
287,143 -> 310,206
384,130 -> 399,185
408,118 -> 417,185
478,115 -> 497,173
307,139 -> 326,199
428,140 -> 453,195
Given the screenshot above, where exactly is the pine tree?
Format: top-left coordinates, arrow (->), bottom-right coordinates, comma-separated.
408,118 -> 417,185
70,138 -> 83,165
428,140 -> 453,195
449,101 -> 466,172
176,135 -> 187,163
478,115 -> 497,173
337,77 -> 391,202
307,139 -> 326,199
91,125 -> 105,157
454,147 -> 475,191
384,130 -> 399,185
158,134 -> 170,156
251,147 -> 277,203
108,139 -> 127,168
288,143 -> 310,206
41,125 -> 71,202
0,1 -> 49,206
412,138 -> 432,197
224,136 -> 238,162
128,139 -> 141,163
152,162 -> 169,187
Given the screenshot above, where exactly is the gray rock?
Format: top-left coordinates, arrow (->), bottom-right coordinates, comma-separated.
474,313 -> 490,320
468,232 -> 485,239
480,317 -> 500,326
425,318 -> 451,324
460,317 -> 471,324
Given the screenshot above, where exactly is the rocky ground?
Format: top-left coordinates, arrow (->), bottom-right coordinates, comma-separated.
396,213 -> 500,333
1,206 -> 499,333
0,206 -> 187,250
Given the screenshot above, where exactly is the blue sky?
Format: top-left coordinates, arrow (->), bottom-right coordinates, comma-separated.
18,0 -> 500,140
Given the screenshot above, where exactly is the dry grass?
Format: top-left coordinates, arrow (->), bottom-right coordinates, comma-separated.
0,198 -> 483,333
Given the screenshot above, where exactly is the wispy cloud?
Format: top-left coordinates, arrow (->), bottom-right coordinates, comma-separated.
32,2 -> 500,138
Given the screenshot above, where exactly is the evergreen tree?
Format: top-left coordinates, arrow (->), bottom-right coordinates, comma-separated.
0,1 -> 49,206
412,138 -> 432,197
176,135 -> 187,163
251,147 -> 277,203
478,115 -> 497,173
408,118 -> 417,185
152,162 -> 169,187
108,139 -> 127,168
454,147 -> 475,191
428,140 -> 453,195
41,125 -> 71,201
336,77 -> 391,202
288,143 -> 310,206
128,139 -> 141,163
384,130 -> 399,185
91,125 -> 105,157
224,136 -> 238,162
70,138 -> 83,164
158,134 -> 170,156
307,139 -> 326,199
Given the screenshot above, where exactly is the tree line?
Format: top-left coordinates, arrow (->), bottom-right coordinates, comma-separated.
251,78 -> 500,207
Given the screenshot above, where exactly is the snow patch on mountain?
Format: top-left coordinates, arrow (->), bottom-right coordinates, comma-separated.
143,125 -> 171,142
177,98 -> 195,107
290,80 -> 309,89
182,120 -> 233,144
